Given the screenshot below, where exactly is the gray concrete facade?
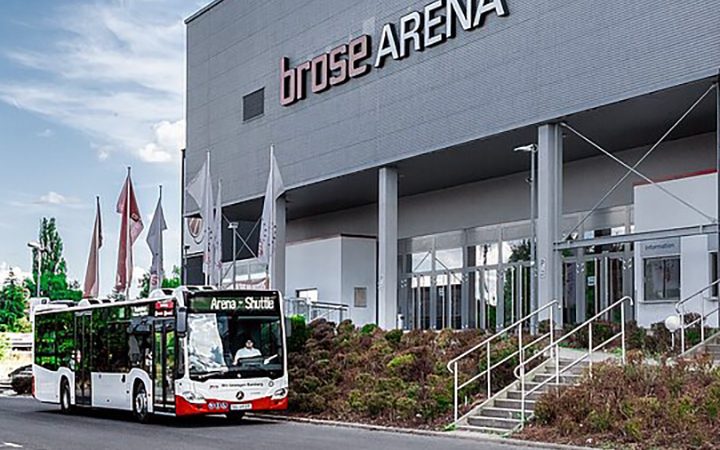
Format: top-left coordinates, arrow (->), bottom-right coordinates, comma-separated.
186,0 -> 720,210
185,0 -> 720,329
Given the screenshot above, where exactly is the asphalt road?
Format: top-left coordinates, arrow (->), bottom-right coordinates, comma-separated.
0,396 -> 537,450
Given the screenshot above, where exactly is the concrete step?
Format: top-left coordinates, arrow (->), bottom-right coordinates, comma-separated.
542,363 -> 586,375
705,344 -> 720,353
478,406 -> 524,419
532,373 -> 582,384
458,424 -> 513,435
467,415 -> 521,430
519,381 -> 571,393
494,398 -> 536,411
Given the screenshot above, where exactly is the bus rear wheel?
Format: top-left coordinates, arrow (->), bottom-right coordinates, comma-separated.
59,379 -> 72,413
133,383 -> 150,423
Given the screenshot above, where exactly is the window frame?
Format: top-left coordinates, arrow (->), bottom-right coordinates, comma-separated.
643,255 -> 681,302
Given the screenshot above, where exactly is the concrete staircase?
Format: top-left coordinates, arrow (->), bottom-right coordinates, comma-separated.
458,358 -> 588,434
683,332 -> 720,364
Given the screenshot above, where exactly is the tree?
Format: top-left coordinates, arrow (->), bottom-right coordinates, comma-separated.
0,269 -> 29,332
138,266 -> 182,298
25,217 -> 82,301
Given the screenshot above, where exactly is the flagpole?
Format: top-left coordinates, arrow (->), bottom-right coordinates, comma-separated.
269,144 -> 274,290
205,151 -> 210,286
96,195 -> 100,297
125,167 -> 131,300
157,184 -> 162,289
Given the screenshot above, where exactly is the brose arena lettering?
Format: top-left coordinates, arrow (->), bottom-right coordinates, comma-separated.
280,0 -> 507,106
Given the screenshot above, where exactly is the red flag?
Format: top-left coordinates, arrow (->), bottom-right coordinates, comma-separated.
115,171 -> 144,294
82,197 -> 103,298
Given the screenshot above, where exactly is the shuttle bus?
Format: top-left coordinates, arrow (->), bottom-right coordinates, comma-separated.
32,287 -> 288,422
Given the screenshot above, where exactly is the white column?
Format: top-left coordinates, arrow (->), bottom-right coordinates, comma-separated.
537,124 -> 563,324
378,167 -> 399,329
272,195 -> 287,295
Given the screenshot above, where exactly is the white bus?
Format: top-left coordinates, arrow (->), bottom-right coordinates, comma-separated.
32,287 -> 288,422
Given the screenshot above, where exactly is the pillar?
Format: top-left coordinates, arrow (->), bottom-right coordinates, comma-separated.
272,195 -> 286,295
378,167 -> 399,329
537,124 -> 563,325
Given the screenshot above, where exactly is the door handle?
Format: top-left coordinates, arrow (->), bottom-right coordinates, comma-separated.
121,375 -> 126,383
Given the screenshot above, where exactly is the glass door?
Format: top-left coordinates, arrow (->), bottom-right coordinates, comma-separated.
153,319 -> 176,409
74,312 -> 92,406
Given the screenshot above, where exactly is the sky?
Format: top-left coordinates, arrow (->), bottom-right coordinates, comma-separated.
0,0 -> 207,297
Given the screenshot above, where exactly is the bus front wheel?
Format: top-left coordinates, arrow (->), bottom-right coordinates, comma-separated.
59,379 -> 72,413
133,383 -> 150,423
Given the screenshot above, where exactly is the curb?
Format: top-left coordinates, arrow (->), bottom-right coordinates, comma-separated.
247,413 -> 594,450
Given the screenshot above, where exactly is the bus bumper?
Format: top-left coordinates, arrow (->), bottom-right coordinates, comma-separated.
175,395 -> 289,416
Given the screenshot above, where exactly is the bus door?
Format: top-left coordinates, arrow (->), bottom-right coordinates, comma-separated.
153,319 -> 176,410
74,311 -> 92,406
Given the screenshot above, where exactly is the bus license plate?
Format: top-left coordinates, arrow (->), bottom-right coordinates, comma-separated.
231,404 -> 252,411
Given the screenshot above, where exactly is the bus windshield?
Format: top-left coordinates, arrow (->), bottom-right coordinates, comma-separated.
187,312 -> 284,381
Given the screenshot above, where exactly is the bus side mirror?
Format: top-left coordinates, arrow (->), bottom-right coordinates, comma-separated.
177,306 -> 188,337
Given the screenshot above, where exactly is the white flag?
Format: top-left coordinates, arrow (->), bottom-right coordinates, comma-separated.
187,153 -> 214,278
82,197 -> 103,298
210,180 -> 223,287
257,147 -> 285,265
146,188 -> 167,292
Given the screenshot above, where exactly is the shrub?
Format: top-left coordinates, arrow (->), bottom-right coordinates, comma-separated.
521,356 -> 720,449
384,329 -> 403,346
360,323 -> 378,335
287,315 -> 309,353
0,334 -> 8,361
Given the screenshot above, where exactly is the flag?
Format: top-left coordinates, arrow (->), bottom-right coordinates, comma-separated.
146,188 -> 167,292
187,153 -> 214,278
257,146 -> 285,265
115,170 -> 144,294
82,197 -> 103,298
210,180 -> 223,287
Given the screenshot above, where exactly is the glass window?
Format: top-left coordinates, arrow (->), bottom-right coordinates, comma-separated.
475,243 -> 499,266
296,288 -> 318,302
242,88 -> 264,121
643,256 -> 680,301
34,314 -> 58,370
411,251 -> 432,273
354,287 -> 367,308
711,252 -> 718,298
435,248 -> 463,270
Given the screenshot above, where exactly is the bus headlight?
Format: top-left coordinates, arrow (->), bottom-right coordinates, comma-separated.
272,388 -> 287,399
181,391 -> 205,404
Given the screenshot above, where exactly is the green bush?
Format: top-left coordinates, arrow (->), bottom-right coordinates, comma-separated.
384,329 -> 403,345
287,314 -> 309,353
0,334 -> 8,361
360,323 -> 378,335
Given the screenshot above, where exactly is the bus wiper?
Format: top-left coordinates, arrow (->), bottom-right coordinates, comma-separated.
194,368 -> 229,380
263,354 -> 278,365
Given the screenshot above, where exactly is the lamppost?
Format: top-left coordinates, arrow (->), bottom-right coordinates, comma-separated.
229,222 -> 239,289
514,144 -> 538,333
27,241 -> 46,298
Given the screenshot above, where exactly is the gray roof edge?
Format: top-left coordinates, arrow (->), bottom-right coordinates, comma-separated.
185,0 -> 226,24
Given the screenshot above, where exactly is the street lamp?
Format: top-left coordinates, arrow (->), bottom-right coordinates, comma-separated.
514,144 -> 538,333
229,222 -> 239,289
27,241 -> 46,298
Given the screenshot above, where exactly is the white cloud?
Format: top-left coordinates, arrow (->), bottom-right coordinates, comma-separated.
0,262 -> 31,285
0,0 -> 197,164
37,128 -> 54,138
136,119 -> 185,163
33,191 -> 83,207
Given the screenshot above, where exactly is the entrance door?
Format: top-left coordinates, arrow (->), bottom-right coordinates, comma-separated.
153,319 -> 176,410
74,312 -> 92,406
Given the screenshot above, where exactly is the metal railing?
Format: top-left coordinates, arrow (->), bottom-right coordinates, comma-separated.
284,297 -> 350,324
513,296 -> 633,429
674,279 -> 720,354
446,300 -> 559,424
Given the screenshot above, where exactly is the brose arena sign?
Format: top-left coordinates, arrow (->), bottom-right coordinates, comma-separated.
280,0 -> 508,106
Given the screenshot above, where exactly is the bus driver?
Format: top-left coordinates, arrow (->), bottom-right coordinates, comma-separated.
233,339 -> 261,364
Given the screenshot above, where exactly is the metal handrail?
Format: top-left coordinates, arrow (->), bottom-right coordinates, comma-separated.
446,300 -> 559,424
674,279 -> 720,353
513,296 -> 633,430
